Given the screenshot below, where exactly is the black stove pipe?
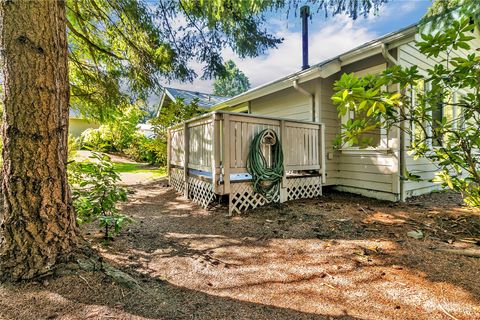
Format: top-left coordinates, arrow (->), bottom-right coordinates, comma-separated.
300,5 -> 310,70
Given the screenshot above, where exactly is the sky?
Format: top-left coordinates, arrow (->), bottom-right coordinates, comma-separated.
168,0 -> 433,94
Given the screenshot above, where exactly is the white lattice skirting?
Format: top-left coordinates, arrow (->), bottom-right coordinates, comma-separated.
188,176 -> 216,209
169,168 -> 185,194
171,170 -> 321,214
229,176 -> 322,214
169,168 -> 216,209
229,182 -> 280,215
286,176 -> 322,201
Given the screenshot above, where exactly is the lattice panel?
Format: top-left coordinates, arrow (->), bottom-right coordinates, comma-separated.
286,176 -> 322,201
229,182 -> 279,215
188,177 -> 216,209
170,168 -> 185,194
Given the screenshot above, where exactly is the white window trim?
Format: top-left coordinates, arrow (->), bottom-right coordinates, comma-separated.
340,64 -> 389,152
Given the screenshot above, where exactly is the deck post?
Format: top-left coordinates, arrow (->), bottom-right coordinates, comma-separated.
167,127 -> 171,186
183,122 -> 189,198
279,119 -> 288,203
222,113 -> 231,194
211,113 -> 221,194
319,123 -> 326,184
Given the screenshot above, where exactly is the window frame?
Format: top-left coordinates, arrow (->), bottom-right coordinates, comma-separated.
340,64 -> 389,152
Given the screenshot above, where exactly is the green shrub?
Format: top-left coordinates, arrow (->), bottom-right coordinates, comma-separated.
68,134 -> 80,161
80,104 -> 145,153
124,133 -> 164,165
80,125 -> 116,152
69,152 -> 130,239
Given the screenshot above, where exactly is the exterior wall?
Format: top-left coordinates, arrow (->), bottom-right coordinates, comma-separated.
325,54 -> 401,200
397,30 -> 480,198
246,54 -> 402,198
318,75 -> 339,185
250,80 -> 315,122
69,118 -> 99,137
248,79 -> 337,183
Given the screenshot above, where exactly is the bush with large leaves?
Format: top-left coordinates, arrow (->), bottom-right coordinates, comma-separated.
332,15 -> 480,206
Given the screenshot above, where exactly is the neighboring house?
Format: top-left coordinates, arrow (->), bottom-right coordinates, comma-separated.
69,109 -> 99,137
158,87 -> 229,115
137,123 -> 155,138
212,22 -> 480,202
136,87 -> 229,138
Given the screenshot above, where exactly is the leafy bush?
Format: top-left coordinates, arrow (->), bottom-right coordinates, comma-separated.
332,16 -> 480,207
124,132 -> 163,165
79,99 -> 204,167
69,152 -> 130,239
81,125 -> 116,152
68,134 -> 80,161
80,104 -> 145,152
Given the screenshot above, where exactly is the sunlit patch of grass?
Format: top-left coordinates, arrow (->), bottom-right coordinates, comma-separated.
113,162 -> 166,179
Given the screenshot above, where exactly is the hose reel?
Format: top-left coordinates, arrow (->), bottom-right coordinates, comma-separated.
246,129 -> 284,200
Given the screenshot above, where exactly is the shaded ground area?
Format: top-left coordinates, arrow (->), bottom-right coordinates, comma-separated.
1,180 -> 480,319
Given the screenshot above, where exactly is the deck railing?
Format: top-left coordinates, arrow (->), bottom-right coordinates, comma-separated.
167,111 -> 325,212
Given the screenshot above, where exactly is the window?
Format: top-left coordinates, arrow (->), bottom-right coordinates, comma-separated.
340,64 -> 388,149
410,79 -> 427,144
412,82 -> 463,148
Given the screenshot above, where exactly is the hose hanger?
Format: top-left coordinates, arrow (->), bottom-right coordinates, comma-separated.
246,129 -> 284,201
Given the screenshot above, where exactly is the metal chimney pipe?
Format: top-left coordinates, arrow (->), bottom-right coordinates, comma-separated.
300,5 -> 310,70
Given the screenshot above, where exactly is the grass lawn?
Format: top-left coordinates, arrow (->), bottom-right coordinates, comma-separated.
112,162 -> 167,180
73,150 -> 167,184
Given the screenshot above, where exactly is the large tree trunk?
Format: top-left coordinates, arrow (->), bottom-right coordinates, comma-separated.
0,0 -> 78,281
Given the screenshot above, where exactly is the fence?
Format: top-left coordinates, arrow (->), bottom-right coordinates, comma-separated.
168,111 -> 325,214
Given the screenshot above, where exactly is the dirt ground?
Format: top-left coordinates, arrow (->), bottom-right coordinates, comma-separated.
1,180 -> 480,320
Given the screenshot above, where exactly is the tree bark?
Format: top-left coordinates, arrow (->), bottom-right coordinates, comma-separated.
0,0 -> 78,281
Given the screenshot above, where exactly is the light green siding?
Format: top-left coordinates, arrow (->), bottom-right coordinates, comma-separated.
69,118 -> 99,137
398,30 -> 480,198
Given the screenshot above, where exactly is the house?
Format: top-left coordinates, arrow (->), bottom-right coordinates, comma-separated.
210,22 -> 480,202
158,87 -> 229,115
69,109 -> 99,138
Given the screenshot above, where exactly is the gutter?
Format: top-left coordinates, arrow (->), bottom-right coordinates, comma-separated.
381,43 -> 397,65
293,79 -> 315,122
381,43 -> 405,202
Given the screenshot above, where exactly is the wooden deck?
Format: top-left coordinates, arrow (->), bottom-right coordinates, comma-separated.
168,111 -> 325,213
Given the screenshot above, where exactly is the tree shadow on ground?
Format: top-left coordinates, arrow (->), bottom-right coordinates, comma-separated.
0,268 -> 359,320
101,180 -> 480,319
4,180 -> 476,319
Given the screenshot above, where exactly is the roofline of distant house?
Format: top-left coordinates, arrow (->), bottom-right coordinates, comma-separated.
163,86 -> 229,101
212,23 -> 418,110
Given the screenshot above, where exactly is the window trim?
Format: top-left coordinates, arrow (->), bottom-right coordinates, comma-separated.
340,64 -> 389,151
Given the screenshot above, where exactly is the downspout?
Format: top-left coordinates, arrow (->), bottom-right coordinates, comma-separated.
293,79 -> 315,121
382,43 -> 397,66
382,43 -> 405,202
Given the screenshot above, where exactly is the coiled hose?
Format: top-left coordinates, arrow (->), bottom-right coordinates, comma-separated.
246,129 -> 284,200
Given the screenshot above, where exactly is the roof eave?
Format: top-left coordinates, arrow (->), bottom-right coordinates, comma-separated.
212,24 -> 417,110
212,67 -> 326,110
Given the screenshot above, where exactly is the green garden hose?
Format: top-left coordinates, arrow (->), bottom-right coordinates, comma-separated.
246,129 -> 284,200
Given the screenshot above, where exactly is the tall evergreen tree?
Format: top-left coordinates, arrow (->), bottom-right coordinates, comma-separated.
0,0 -> 390,281
0,0 -> 78,281
213,60 -> 251,97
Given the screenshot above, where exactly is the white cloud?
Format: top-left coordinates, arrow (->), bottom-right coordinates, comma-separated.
169,15 -> 378,93
230,15 -> 378,88
367,0 -> 423,23
170,1 -> 426,93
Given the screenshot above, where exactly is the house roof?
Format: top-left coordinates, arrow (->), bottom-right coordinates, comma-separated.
212,23 -> 418,110
163,87 -> 229,109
